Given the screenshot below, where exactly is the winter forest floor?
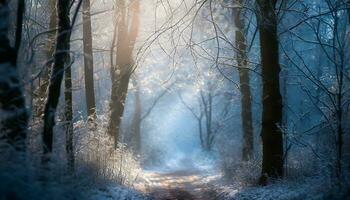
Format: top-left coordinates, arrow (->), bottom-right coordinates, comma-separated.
138,169 -> 219,200
90,165 -> 221,200
91,163 -> 350,200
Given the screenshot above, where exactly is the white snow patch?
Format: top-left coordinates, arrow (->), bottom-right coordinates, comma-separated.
90,185 -> 149,200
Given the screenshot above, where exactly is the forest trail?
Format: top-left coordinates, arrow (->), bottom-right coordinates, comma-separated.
136,169 -> 219,200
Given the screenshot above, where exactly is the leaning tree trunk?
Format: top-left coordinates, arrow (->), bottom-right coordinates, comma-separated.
108,0 -> 128,146
109,68 -> 132,148
82,0 -> 97,125
233,2 -> 254,161
108,0 -> 139,148
36,0 -> 57,118
256,0 -> 283,182
0,0 -> 28,151
42,0 -> 71,157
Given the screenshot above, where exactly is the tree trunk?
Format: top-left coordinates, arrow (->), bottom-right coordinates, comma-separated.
200,90 -> 213,151
232,2 -> 254,161
334,12 -> 345,179
347,0 -> 350,22
0,0 -> 28,151
130,75 -> 142,154
108,0 -> 139,147
36,0 -> 56,118
82,0 -> 96,125
198,115 -> 204,149
108,0 -> 128,146
15,0 -> 24,52
206,92 -> 213,151
256,0 -> 284,182
42,0 -> 71,156
64,56 -> 74,171
109,70 -> 132,148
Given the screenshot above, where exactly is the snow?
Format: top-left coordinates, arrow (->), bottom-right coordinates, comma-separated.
216,177 -> 350,200
90,186 -> 149,200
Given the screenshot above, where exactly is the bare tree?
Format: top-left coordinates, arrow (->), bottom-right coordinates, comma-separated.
232,0 -> 254,161
0,0 -> 28,151
282,0 -> 350,178
256,0 -> 284,182
178,92 -> 205,149
108,0 -> 140,147
64,46 -> 74,171
128,75 -> 171,154
36,0 -> 57,118
178,79 -> 227,152
83,0 -> 97,126
42,0 -> 74,159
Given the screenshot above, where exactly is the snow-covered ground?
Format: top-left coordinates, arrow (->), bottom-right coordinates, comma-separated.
136,168 -> 220,200
131,155 -> 350,200
90,186 -> 149,200
215,177 -> 350,200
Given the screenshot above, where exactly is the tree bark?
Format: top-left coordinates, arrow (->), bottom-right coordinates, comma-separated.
108,0 -> 139,148
36,0 -> 57,118
109,70 -> 132,148
0,0 -> 28,151
15,0 -> 24,53
130,75 -> 142,154
82,0 -> 96,125
42,0 -> 71,156
232,2 -> 254,161
64,55 -> 74,171
334,10 -> 345,179
256,0 -> 283,181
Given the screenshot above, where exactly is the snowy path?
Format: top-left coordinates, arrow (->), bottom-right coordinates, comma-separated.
136,169 -> 219,200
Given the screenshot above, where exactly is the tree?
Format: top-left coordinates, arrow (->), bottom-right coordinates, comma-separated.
178,92 -> 206,150
281,0 -> 349,179
108,0 -> 140,147
83,0 -> 97,126
129,75 -> 142,153
0,0 -> 28,151
42,0 -> 73,158
178,72 -> 228,152
232,0 -> 254,161
36,0 -> 57,118
256,0 -> 284,182
64,41 -> 74,171
128,75 -> 171,154
199,89 -> 215,151
179,89 -> 225,152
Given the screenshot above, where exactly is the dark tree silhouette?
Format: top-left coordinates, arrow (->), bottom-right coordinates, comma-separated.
64,44 -> 74,171
42,0 -> 72,157
256,0 -> 284,182
0,0 -> 28,151
83,0 -> 97,126
232,0 -> 254,161
36,0 -> 57,118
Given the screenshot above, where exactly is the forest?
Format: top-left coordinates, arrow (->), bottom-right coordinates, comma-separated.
0,0 -> 349,199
